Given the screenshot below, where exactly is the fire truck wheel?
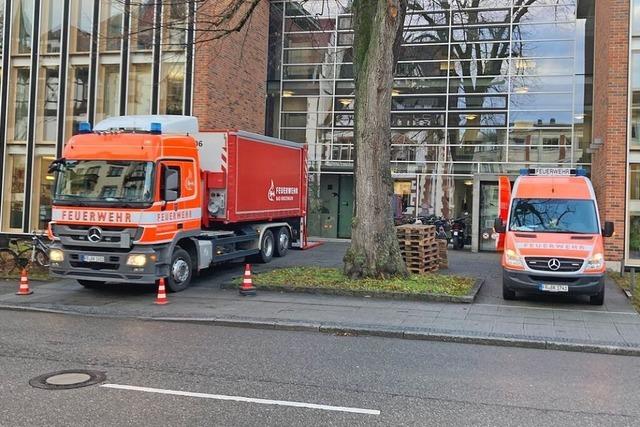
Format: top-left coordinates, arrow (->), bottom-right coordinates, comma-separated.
274,227 -> 290,257
257,229 -> 274,263
167,248 -> 192,292
77,280 -> 106,289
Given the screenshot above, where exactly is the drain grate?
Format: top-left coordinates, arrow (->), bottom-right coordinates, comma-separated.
29,370 -> 106,390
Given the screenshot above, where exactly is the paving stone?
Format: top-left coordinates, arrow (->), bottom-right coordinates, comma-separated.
523,317 -> 554,326
493,322 -> 525,335
554,327 -> 588,340
553,319 -> 585,328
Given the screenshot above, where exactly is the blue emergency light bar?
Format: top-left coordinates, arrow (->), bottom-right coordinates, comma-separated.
150,122 -> 162,134
519,168 -> 587,177
78,122 -> 92,134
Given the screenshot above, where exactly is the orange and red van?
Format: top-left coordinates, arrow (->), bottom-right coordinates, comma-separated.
495,168 -> 614,305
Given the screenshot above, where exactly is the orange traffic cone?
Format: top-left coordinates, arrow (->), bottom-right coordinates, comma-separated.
16,268 -> 33,296
155,278 -> 169,305
239,264 -> 256,296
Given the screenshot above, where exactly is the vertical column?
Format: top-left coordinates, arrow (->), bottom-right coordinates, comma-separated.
184,0 -> 195,116
0,0 -> 13,228
87,0 -> 100,126
56,0 -> 71,157
591,0 -> 630,265
150,0 -> 161,114
22,0 -> 42,232
119,0 -> 130,115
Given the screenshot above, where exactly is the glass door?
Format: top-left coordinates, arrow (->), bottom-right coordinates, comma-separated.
479,182 -> 499,251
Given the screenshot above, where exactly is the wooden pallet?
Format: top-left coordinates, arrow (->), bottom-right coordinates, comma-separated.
396,225 -> 436,239
407,265 -> 439,275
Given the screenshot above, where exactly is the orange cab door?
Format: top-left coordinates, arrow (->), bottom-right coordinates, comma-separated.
155,160 -> 198,242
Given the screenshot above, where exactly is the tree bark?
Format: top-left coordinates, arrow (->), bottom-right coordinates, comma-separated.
344,0 -> 408,279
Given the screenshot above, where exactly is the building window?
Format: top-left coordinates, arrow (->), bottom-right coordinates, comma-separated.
163,2 -> 186,48
70,0 -> 93,53
32,155 -> 55,230
131,0 -> 154,51
8,68 -> 30,142
36,66 -> 59,143
127,63 -> 152,114
95,63 -> 120,122
99,0 -> 123,52
12,0 -> 34,55
159,61 -> 184,115
2,154 -> 26,231
40,0 -> 62,53
107,166 -> 123,177
65,65 -> 90,140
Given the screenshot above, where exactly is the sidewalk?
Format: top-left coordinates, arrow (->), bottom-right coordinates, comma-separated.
0,243 -> 638,356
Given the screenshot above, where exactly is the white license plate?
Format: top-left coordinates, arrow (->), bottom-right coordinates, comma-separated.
81,255 -> 105,263
453,231 -> 459,236
539,284 -> 568,292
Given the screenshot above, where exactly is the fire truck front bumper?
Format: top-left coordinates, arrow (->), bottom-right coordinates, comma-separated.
49,243 -> 171,284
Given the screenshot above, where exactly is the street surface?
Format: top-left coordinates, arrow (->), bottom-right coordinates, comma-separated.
1,309 -> 639,426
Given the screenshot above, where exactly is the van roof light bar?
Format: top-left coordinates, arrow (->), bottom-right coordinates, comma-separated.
520,168 -> 588,177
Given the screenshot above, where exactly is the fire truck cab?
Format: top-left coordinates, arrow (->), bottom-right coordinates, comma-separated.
495,168 -> 614,305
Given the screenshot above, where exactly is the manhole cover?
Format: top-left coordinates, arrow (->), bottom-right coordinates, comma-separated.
29,370 -> 106,390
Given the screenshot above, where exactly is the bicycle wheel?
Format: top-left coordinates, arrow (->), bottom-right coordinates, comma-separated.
0,249 -> 18,274
34,248 -> 50,268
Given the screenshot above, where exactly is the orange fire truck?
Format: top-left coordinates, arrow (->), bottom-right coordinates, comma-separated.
48,116 -> 308,291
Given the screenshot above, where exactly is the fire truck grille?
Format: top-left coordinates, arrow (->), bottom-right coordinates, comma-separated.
525,257 -> 584,273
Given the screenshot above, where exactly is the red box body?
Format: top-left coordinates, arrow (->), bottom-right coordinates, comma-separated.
198,130 -> 308,225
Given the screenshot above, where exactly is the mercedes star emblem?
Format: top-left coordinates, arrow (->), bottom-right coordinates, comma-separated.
547,258 -> 561,271
87,227 -> 103,243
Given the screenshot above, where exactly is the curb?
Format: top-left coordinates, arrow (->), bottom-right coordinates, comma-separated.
221,278 -> 485,304
1,303 -> 638,357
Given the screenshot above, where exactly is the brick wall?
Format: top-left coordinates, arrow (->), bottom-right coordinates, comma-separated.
592,0 -> 630,263
192,1 -> 269,134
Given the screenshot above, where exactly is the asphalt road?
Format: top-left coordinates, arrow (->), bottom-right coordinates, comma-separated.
1,309 -> 639,426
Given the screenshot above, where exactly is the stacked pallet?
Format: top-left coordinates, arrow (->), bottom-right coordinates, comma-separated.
437,239 -> 448,269
396,224 -> 439,274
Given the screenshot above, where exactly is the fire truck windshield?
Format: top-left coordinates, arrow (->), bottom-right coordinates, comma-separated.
508,199 -> 599,234
53,160 -> 154,207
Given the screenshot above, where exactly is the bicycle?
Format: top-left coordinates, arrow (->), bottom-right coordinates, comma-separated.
17,232 -> 51,268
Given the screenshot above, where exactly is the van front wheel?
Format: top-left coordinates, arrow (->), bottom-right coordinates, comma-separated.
503,283 -> 516,300
590,286 -> 605,306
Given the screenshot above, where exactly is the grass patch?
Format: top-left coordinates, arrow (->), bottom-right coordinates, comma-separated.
244,267 -> 475,297
0,266 -> 51,282
608,272 -> 640,313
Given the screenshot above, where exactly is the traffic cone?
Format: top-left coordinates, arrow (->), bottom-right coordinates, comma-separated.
16,268 -> 33,296
239,264 -> 256,296
155,278 -> 169,305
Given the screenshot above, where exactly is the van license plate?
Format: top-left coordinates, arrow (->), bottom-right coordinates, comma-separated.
539,284 -> 568,292
81,255 -> 105,263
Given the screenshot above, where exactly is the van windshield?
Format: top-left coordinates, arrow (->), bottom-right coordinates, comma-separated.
508,199 -> 599,234
53,160 -> 154,207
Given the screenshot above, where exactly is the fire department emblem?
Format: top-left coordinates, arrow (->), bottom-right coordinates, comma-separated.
268,180 -> 276,202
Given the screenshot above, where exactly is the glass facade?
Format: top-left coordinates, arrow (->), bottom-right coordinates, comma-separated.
0,0 -> 194,233
268,0 -> 595,241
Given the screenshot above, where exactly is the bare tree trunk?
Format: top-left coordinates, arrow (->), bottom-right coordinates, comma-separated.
344,0 -> 408,279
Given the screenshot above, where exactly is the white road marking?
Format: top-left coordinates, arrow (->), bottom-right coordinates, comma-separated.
100,383 -> 380,415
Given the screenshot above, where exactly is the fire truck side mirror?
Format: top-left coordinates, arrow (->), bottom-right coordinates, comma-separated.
163,167 -> 179,202
603,221 -> 614,238
494,217 -> 506,233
